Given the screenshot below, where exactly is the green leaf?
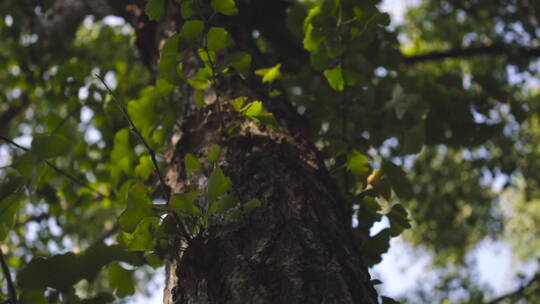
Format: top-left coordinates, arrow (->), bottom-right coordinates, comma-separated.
144,252 -> 164,268
207,144 -> 221,163
241,101 -> 278,128
119,184 -> 154,233
158,34 -> 182,84
185,153 -> 202,177
145,0 -> 165,21
229,52 -> 251,74
17,243 -> 142,292
181,1 -> 195,19
381,296 -> 400,304
382,162 -> 413,200
187,76 -> 211,89
387,204 -> 411,237
180,20 -> 204,42
323,66 -> 345,91
135,155 -> 154,179
170,190 -> 202,216
18,253 -> 79,290
109,263 -> 135,298
211,0 -> 238,15
216,194 -> 237,213
243,199 -> 261,213
401,121 -> 425,155
207,167 -> 232,203
230,96 -> 247,112
255,64 -> 282,83
122,217 -> 159,251
347,150 -> 370,177
206,27 -> 234,51
20,288 -> 48,304
362,228 -> 391,267
0,194 -> 23,242
81,293 -> 115,304
31,133 -> 70,160
198,48 -> 216,67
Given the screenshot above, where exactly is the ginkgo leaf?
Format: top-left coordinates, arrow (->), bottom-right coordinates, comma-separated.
255,64 -> 282,83
211,0 -> 238,16
207,168 -> 232,203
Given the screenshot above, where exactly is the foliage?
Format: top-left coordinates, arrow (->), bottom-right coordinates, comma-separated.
0,0 -> 540,303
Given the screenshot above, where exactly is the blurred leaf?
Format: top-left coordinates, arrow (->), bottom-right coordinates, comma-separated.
387,204 -> 411,237
119,184 -> 154,233
211,0 -> 238,16
31,134 -> 70,160
180,20 -> 204,42
216,194 -> 237,213
243,199 -> 261,213
135,155 -> 153,179
19,288 -> 47,304
81,293 -> 115,304
158,34 -> 182,83
122,217 -> 159,251
207,144 -> 221,163
18,242 -> 142,290
347,150 -> 370,177
170,190 -> 202,216
255,64 -> 282,83
323,66 -> 345,91
0,194 -> 23,242
206,27 -> 234,51
185,153 -> 202,177
145,0 -> 165,20
108,263 -> 135,298
208,168 -> 232,203
229,52 -> 252,75
241,101 -> 278,128
382,162 -> 413,200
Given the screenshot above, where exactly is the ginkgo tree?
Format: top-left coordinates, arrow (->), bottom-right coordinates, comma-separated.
1,0 -> 540,303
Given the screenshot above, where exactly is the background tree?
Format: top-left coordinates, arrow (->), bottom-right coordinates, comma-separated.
0,0 -> 539,303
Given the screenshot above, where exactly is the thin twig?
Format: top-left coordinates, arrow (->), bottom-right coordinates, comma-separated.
0,248 -> 18,304
51,104 -> 81,134
95,74 -> 170,201
486,274 -> 540,304
0,135 -> 107,199
95,75 -> 192,241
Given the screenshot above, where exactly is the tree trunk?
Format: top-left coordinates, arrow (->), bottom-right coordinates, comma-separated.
163,133 -> 379,303
104,1 -> 380,303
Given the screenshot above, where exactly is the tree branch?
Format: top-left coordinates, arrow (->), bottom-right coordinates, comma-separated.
486,273 -> 540,304
0,135 -> 108,199
403,44 -> 540,64
0,248 -> 17,304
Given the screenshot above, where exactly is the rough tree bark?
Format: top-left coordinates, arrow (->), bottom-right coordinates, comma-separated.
104,1 -> 379,303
